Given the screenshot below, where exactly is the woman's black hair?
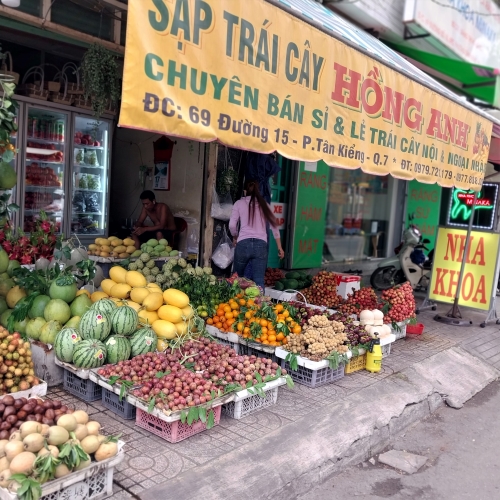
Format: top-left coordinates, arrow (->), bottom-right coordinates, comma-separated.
245,180 -> 277,227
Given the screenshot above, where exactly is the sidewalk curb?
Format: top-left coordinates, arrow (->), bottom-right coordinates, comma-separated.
139,347 -> 499,500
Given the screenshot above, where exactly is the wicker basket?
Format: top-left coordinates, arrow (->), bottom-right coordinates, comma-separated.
0,52 -> 19,84
19,66 -> 49,100
49,72 -> 73,106
62,62 -> 84,95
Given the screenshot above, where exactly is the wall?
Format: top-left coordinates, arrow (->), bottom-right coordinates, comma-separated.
110,128 -> 205,255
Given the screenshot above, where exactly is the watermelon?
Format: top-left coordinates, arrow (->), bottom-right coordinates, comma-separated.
72,339 -> 107,369
110,306 -> 138,336
130,327 -> 157,357
91,298 -> 117,316
54,327 -> 81,363
79,309 -> 111,341
105,335 -> 131,364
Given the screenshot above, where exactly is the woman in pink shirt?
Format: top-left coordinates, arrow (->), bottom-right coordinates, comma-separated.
229,180 -> 285,289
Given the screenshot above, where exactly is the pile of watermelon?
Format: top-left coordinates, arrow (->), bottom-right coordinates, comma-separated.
54,298 -> 157,369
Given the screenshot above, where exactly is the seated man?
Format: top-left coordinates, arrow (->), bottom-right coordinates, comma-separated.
132,190 -> 176,249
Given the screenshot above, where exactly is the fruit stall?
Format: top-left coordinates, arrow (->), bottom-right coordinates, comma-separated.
0,238 -> 418,499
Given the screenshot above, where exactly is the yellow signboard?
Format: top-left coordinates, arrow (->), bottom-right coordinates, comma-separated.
119,0 -> 492,190
428,227 -> 499,310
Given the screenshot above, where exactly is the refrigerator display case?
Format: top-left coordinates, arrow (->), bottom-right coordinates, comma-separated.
14,97 -> 113,244
70,116 -> 110,237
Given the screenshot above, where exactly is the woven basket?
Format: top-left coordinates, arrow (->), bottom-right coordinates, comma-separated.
49,72 -> 73,106
0,52 -> 19,84
63,62 -> 84,95
19,66 -> 49,100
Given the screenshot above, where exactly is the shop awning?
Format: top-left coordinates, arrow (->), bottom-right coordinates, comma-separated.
119,0 -> 496,191
384,42 -> 498,106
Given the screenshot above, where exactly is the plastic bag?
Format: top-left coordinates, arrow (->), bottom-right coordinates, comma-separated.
211,187 -> 233,221
84,192 -> 100,213
72,192 -> 86,212
212,227 -> 234,269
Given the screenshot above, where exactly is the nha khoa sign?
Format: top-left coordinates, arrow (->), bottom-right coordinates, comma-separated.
429,227 -> 500,311
120,0 -> 492,190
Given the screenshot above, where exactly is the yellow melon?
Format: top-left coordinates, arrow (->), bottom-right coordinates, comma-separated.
142,292 -> 163,312
158,305 -> 183,323
110,298 -> 126,307
138,309 -> 159,325
157,339 -> 169,352
174,321 -> 188,335
76,289 -> 91,298
152,320 -> 177,340
110,283 -> 131,299
91,291 -> 109,303
181,305 -> 194,319
130,287 -> 150,304
146,283 -> 162,293
100,279 -> 116,296
109,266 -> 127,284
163,289 -> 189,309
126,301 -> 141,312
126,271 -> 147,288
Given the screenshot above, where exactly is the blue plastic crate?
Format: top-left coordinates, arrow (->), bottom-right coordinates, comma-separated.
63,369 -> 102,402
102,388 -> 136,420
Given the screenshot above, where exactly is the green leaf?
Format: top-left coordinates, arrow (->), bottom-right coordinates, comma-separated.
198,406 -> 207,423
119,384 -> 127,402
207,409 -> 215,429
2,149 -> 13,162
147,397 -> 155,413
180,410 -> 188,424
108,375 -> 120,385
255,372 -> 263,383
285,374 -> 294,388
187,406 -> 198,425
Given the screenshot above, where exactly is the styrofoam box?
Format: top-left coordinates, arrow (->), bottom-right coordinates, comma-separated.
89,369 -> 131,396
334,273 -> 361,299
275,347 -> 330,370
0,380 -> 47,402
205,325 -> 240,343
0,442 -> 124,500
265,288 -> 298,302
31,341 -> 64,387
54,357 -> 91,380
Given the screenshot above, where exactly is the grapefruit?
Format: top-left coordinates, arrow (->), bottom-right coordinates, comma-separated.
28,295 -> 51,319
49,281 -> 77,303
0,249 -> 9,274
6,260 -> 20,278
39,320 -> 62,344
70,294 -> 92,317
44,299 -> 71,324
26,317 -> 46,340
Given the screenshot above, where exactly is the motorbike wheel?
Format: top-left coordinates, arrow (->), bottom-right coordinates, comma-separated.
370,266 -> 401,290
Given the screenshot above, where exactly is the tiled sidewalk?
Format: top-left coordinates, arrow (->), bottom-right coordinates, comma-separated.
45,296 -> 500,499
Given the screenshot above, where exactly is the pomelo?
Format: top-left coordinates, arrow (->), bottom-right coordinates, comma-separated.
44,299 -> 71,324
65,316 -> 81,329
6,286 -> 26,309
49,281 -> 77,304
0,279 -> 14,297
6,260 -> 20,278
0,309 -> 12,329
0,296 -> 7,316
0,162 -> 17,189
39,320 -> 62,344
13,318 -> 28,335
28,295 -> 51,319
0,249 -> 8,274
70,294 -> 92,317
26,317 -> 46,340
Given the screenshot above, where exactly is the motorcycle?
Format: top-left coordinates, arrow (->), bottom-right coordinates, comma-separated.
370,225 -> 432,291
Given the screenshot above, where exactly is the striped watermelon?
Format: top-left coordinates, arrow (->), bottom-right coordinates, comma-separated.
91,298 -> 116,316
79,309 -> 111,341
130,327 -> 157,357
72,339 -> 107,368
110,306 -> 138,336
54,328 -> 81,363
105,335 -> 131,364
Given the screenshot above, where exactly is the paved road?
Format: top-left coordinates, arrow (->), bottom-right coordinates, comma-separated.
301,380 -> 500,500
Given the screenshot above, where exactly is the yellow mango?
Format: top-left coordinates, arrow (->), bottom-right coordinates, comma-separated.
130,287 -> 150,304
91,291 -> 109,303
110,239 -> 123,247
100,245 -> 111,253
158,305 -> 183,323
142,292 -> 163,312
126,245 -> 136,254
109,266 -> 127,284
152,320 -> 177,340
126,271 -> 147,288
88,244 -> 98,251
123,238 -> 135,247
114,245 -> 126,253
100,239 -> 111,246
100,251 -> 110,258
119,253 -> 130,259
110,283 -> 131,299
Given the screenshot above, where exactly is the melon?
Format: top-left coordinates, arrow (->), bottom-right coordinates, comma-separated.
28,295 -> 51,319
138,309 -> 159,325
130,327 -> 157,356
91,298 -> 117,316
79,310 -> 111,341
158,305 -> 183,323
110,306 -> 138,335
109,266 -> 127,284
54,328 -> 81,363
26,318 -> 46,340
100,279 -> 116,296
70,294 -> 92,317
104,335 -> 131,364
174,321 -> 188,335
162,289 -> 189,309
72,339 -> 107,369
152,320 -> 177,340
142,292 -> 163,312
44,299 -> 71,324
110,283 -> 131,299
130,287 -> 150,305
91,291 -> 108,303
126,271 -> 147,288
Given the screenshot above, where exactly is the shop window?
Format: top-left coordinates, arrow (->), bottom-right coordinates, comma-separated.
51,2 -> 114,42
324,168 -> 393,262
18,0 -> 40,16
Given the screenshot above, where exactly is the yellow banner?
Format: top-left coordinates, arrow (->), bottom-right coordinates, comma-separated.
119,0 -> 493,190
428,227 -> 499,310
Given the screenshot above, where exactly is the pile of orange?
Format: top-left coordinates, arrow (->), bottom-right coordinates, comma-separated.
206,295 -> 302,347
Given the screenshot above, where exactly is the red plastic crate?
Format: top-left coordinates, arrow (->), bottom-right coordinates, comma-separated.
406,323 -> 425,335
135,406 -> 221,443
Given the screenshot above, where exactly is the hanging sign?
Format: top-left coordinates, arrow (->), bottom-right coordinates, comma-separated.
119,0 -> 492,191
428,227 -> 500,310
446,183 -> 498,230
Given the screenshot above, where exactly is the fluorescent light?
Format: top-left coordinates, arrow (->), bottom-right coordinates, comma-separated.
1,0 -> 21,7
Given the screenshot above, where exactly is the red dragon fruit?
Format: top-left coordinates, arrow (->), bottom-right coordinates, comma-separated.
18,236 -> 30,248
2,241 -> 13,253
40,221 -> 52,234
20,254 -> 33,265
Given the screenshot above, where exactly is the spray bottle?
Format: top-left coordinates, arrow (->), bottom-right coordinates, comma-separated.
365,338 -> 382,373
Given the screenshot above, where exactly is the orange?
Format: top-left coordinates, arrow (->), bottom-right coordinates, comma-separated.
215,322 -> 223,329
283,310 -> 290,318
292,325 -> 302,334
255,338 -> 262,343
239,299 -> 246,306
277,314 -> 285,322
230,302 -> 239,310
223,305 -> 232,313
261,327 -> 268,335
268,334 -> 277,342
276,332 -> 285,341
259,319 -> 268,327
237,322 -> 244,332
247,299 -> 255,306
243,333 -> 251,338
227,318 -> 235,326
236,293 -> 243,299
274,304 -> 284,312
243,327 -> 250,335
207,318 -> 214,325
225,311 -> 233,319
216,309 -> 224,317
262,339 -> 270,345
213,315 -> 220,322
282,337 -> 288,345
245,311 -> 253,320
286,317 -> 293,323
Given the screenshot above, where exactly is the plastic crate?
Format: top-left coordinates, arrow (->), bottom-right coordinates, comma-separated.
406,323 -> 425,335
135,405 -> 222,443
280,359 -> 344,388
345,354 -> 366,374
63,370 -> 102,402
222,377 -> 285,419
381,343 -> 392,357
101,388 -> 136,420
0,442 -> 124,500
238,342 -> 279,364
390,322 -> 407,340
206,325 -> 240,353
